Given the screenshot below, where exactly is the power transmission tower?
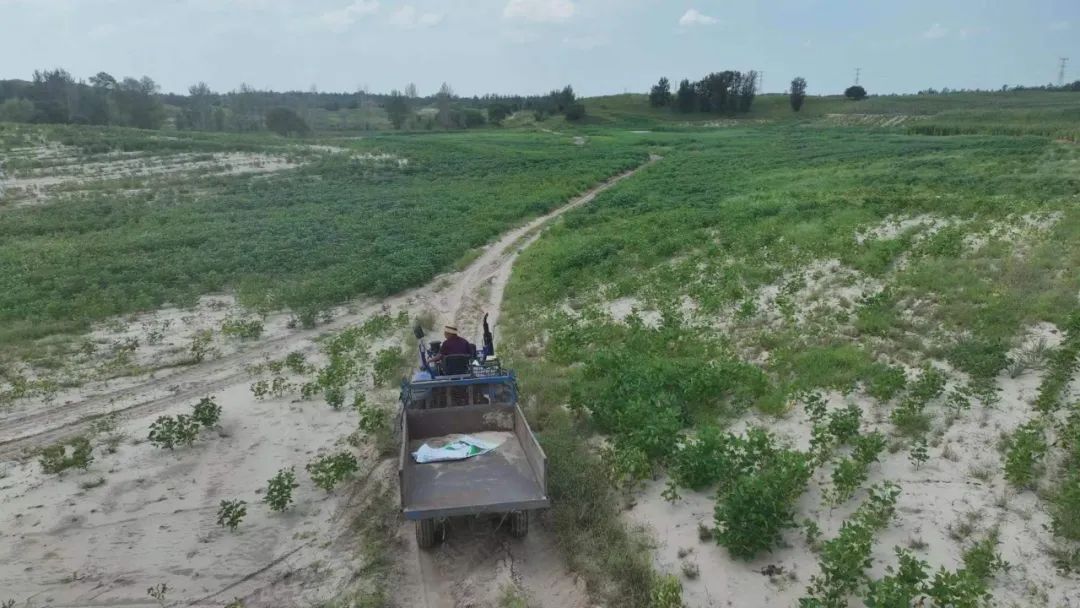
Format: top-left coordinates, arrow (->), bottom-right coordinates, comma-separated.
1060,58 -> 1069,87
855,67 -> 861,85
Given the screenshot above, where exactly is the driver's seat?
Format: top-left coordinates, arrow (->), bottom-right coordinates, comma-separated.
443,354 -> 471,375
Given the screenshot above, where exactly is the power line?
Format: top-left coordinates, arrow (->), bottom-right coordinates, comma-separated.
1060,58 -> 1070,87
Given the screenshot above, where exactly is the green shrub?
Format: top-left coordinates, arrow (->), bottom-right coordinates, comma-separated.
355,396 -> 388,435
863,548 -> 931,608
221,317 -> 264,339
1051,473 -> 1080,540
909,437 -> 929,470
39,436 -> 94,474
306,451 -> 359,491
714,450 -> 812,559
603,441 -> 653,489
217,499 -> 247,531
191,396 -> 221,428
372,347 -> 407,387
265,467 -> 297,512
324,384 -> 345,409
947,338 -> 1009,381
827,405 -> 862,444
189,330 -> 214,363
864,364 -> 907,401
890,398 -> 931,437
1003,421 -> 1047,488
908,365 -> 947,402
803,483 -> 900,607
147,414 -> 200,449
284,351 -> 310,374
828,432 -> 885,505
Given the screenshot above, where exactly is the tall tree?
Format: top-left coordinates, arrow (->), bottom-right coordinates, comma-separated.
675,79 -> 696,113
385,90 -> 411,129
738,70 -> 757,112
404,83 -> 418,98
114,76 -> 165,129
186,81 -> 214,130
85,71 -> 117,124
789,77 -> 807,112
265,107 -> 310,136
649,77 -> 672,107
28,69 -> 76,123
844,85 -> 867,100
436,82 -> 454,127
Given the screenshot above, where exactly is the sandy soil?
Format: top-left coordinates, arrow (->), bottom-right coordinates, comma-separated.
0,157 -> 657,608
0,150 -> 302,206
626,342 -> 1080,608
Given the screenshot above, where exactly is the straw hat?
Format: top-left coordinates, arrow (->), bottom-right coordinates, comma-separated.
444,325 -> 458,335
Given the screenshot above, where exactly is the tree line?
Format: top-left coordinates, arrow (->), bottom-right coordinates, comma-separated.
649,71 -> 759,113
0,69 -> 166,129
0,67 -> 588,136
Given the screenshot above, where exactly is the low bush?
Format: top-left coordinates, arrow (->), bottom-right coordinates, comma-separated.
307,451 -> 358,491
801,483 -> 900,607
864,535 -> 1006,607
372,347 -> 408,387
1003,420 -> 1047,488
908,437 -> 929,470
221,317 -> 264,340
890,397 -> 932,437
265,467 -> 297,512
148,414 -> 200,449
217,499 -> 247,531
191,396 -> 222,428
828,432 -> 885,505
284,351 -> 311,374
39,436 -> 94,474
827,405 -> 862,445
714,449 -> 813,559
354,395 -> 388,436
189,330 -> 214,363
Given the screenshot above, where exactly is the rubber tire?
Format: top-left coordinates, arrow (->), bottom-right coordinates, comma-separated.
509,511 -> 529,538
416,519 -> 439,549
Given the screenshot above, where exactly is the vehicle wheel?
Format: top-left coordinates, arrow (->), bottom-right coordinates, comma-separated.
509,511 -> 528,538
416,519 -> 439,549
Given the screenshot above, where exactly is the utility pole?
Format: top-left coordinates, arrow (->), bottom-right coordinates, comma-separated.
758,71 -> 764,93
1060,58 -> 1069,87
855,67 -> 861,85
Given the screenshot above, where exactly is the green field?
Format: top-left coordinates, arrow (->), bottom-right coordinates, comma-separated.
499,106 -> 1080,604
3,89 -> 1080,607
582,90 -> 1080,140
0,125 -> 646,346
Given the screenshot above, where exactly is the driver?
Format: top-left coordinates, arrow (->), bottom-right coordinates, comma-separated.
429,325 -> 472,365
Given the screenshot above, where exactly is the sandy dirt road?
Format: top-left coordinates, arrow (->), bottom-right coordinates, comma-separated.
0,155 -> 656,608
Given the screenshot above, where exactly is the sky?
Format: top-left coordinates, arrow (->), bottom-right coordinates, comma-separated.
1,0 -> 1078,97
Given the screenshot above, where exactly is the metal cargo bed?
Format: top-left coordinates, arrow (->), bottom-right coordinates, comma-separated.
399,402 -> 549,520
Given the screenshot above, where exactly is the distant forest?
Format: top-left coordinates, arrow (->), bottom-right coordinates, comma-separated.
2,68 -> 1078,135
0,68 -> 587,135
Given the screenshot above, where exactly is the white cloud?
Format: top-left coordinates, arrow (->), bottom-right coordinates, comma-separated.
503,0 -> 575,23
388,5 -> 443,28
679,9 -> 718,26
1049,20 -> 1070,31
923,23 -> 948,39
316,0 -> 379,33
